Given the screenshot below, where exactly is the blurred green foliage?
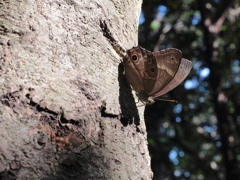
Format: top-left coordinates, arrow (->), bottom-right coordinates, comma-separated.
139,0 -> 240,179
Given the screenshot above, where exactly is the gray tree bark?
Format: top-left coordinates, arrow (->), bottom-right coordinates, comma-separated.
0,0 -> 152,179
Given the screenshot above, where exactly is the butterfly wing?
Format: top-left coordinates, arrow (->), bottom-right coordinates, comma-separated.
123,46 -> 158,94
151,58 -> 192,98
123,47 -> 143,93
148,48 -> 182,96
123,46 -> 192,103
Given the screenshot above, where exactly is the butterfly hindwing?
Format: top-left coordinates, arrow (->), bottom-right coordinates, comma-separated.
149,48 -> 182,96
152,58 -> 192,98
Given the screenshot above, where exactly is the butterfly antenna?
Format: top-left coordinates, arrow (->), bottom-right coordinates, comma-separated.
155,98 -> 178,103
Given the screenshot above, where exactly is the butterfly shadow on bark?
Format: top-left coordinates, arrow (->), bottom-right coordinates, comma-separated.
118,62 -> 140,127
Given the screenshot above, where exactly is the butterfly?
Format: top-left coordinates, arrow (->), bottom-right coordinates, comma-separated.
123,46 -> 192,104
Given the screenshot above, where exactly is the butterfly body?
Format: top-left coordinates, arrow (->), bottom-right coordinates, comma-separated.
123,46 -> 192,104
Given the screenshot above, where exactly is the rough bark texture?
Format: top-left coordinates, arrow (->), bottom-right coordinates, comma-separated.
0,0 -> 152,179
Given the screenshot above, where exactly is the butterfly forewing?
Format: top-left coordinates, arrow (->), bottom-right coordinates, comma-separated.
123,46 -> 157,94
149,48 -> 182,96
152,58 -> 192,98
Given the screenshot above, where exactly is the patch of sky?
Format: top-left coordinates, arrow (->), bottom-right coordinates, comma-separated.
232,60 -> 240,73
212,125 -> 217,130
184,172 -> 190,177
175,117 -> 182,123
194,62 -> 210,79
174,104 -> 182,114
199,97 -> 205,102
199,67 -> 210,78
193,61 -> 202,69
185,78 -> 199,89
234,60 -> 239,65
213,134 -> 220,141
169,149 -> 179,165
202,81 -> 208,87
189,103 -> 195,109
199,86 -> 209,94
216,141 -> 222,147
192,11 -> 201,25
193,61 -> 210,79
199,86 -> 205,92
235,77 -> 240,83
179,151 -> 185,157
139,12 -> 145,24
174,170 -> 181,177
231,60 -> 240,83
166,129 -> 175,137
158,5 -> 167,17
203,125 -> 216,133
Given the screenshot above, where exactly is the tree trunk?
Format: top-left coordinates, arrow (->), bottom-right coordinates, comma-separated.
0,0 -> 153,179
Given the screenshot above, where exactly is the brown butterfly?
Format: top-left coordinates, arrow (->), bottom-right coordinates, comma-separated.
123,46 -> 192,104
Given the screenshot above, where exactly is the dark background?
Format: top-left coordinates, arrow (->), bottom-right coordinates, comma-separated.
139,0 -> 240,179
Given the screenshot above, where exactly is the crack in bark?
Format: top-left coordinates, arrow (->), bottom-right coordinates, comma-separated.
25,93 -> 80,127
0,86 -> 24,108
100,106 -> 119,118
26,94 -> 59,116
0,87 -> 87,148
